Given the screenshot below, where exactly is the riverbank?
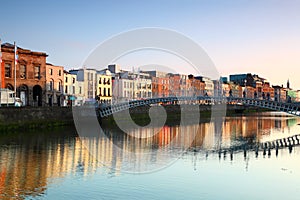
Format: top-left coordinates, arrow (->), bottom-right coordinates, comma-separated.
0,107 -> 74,132
0,105 -> 270,132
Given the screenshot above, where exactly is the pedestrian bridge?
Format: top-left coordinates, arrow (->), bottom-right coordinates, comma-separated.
97,96 -> 300,118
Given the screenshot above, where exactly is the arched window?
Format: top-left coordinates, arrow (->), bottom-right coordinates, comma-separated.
6,83 -> 14,91
5,63 -> 12,78
20,64 -> 26,79
34,66 -> 41,79
58,80 -> 62,92
49,79 -> 54,91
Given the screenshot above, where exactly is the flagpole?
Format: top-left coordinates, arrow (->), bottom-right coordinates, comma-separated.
14,41 -> 17,97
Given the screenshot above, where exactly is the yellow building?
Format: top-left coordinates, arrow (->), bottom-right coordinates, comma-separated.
96,69 -> 112,104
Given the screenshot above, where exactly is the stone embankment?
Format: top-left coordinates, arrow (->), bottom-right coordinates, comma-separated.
0,104 -> 267,132
0,107 -> 73,132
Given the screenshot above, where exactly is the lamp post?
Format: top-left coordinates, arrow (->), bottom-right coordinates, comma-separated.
244,79 -> 247,98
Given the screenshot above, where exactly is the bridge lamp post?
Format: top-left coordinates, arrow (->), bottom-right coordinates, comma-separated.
244,79 -> 247,98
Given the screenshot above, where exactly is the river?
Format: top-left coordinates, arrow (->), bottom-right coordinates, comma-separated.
1,112 -> 300,199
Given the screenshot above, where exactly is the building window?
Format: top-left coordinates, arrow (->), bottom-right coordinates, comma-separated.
34,66 -> 41,79
58,81 -> 62,92
72,77 -> 75,84
20,65 -> 26,79
49,80 -> 53,91
49,68 -> 53,75
108,88 -> 111,96
79,86 -> 82,94
65,76 -> 68,83
58,70 -> 61,76
5,63 -> 11,78
72,86 -> 75,94
104,88 -> 106,96
65,85 -> 68,94
99,78 -> 101,84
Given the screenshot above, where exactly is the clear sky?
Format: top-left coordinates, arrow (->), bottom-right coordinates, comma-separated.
1,0 -> 300,89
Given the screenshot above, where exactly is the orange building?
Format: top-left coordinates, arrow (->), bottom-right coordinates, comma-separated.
1,43 -> 47,106
262,82 -> 274,100
45,63 -> 64,106
188,75 -> 205,96
152,77 -> 169,97
168,74 -> 181,96
245,86 -> 255,98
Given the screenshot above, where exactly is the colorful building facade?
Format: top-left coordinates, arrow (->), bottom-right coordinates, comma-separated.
96,70 -> 112,104
1,43 -> 47,106
45,63 -> 64,106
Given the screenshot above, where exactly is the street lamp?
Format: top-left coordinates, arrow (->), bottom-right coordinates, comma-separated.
244,79 -> 247,98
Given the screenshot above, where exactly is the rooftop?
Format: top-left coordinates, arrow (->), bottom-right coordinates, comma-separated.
1,42 -> 48,57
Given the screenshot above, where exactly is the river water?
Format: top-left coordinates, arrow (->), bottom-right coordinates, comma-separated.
1,112 -> 300,199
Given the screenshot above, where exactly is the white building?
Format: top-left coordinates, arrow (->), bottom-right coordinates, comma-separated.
69,68 -> 113,105
63,71 -> 84,106
69,68 -> 97,101
112,70 -> 152,102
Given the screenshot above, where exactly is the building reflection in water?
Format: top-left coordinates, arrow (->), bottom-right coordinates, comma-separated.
0,112 -> 300,198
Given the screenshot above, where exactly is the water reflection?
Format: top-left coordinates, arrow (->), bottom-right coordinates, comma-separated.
0,112 -> 299,198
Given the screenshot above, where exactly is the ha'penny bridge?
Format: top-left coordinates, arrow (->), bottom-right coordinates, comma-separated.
97,96 -> 300,158
98,96 -> 300,118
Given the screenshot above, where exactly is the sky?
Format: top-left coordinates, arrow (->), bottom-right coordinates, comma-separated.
1,0 -> 300,88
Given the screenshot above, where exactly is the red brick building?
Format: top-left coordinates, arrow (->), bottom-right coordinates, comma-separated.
152,77 -> 169,97
168,74 -> 181,96
1,43 -> 47,106
0,60 -> 4,89
188,75 -> 205,96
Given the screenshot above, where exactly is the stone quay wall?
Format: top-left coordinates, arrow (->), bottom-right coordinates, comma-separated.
0,104 -> 265,132
0,107 -> 73,131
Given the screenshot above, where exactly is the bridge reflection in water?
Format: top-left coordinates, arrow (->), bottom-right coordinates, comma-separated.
0,112 -> 300,198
